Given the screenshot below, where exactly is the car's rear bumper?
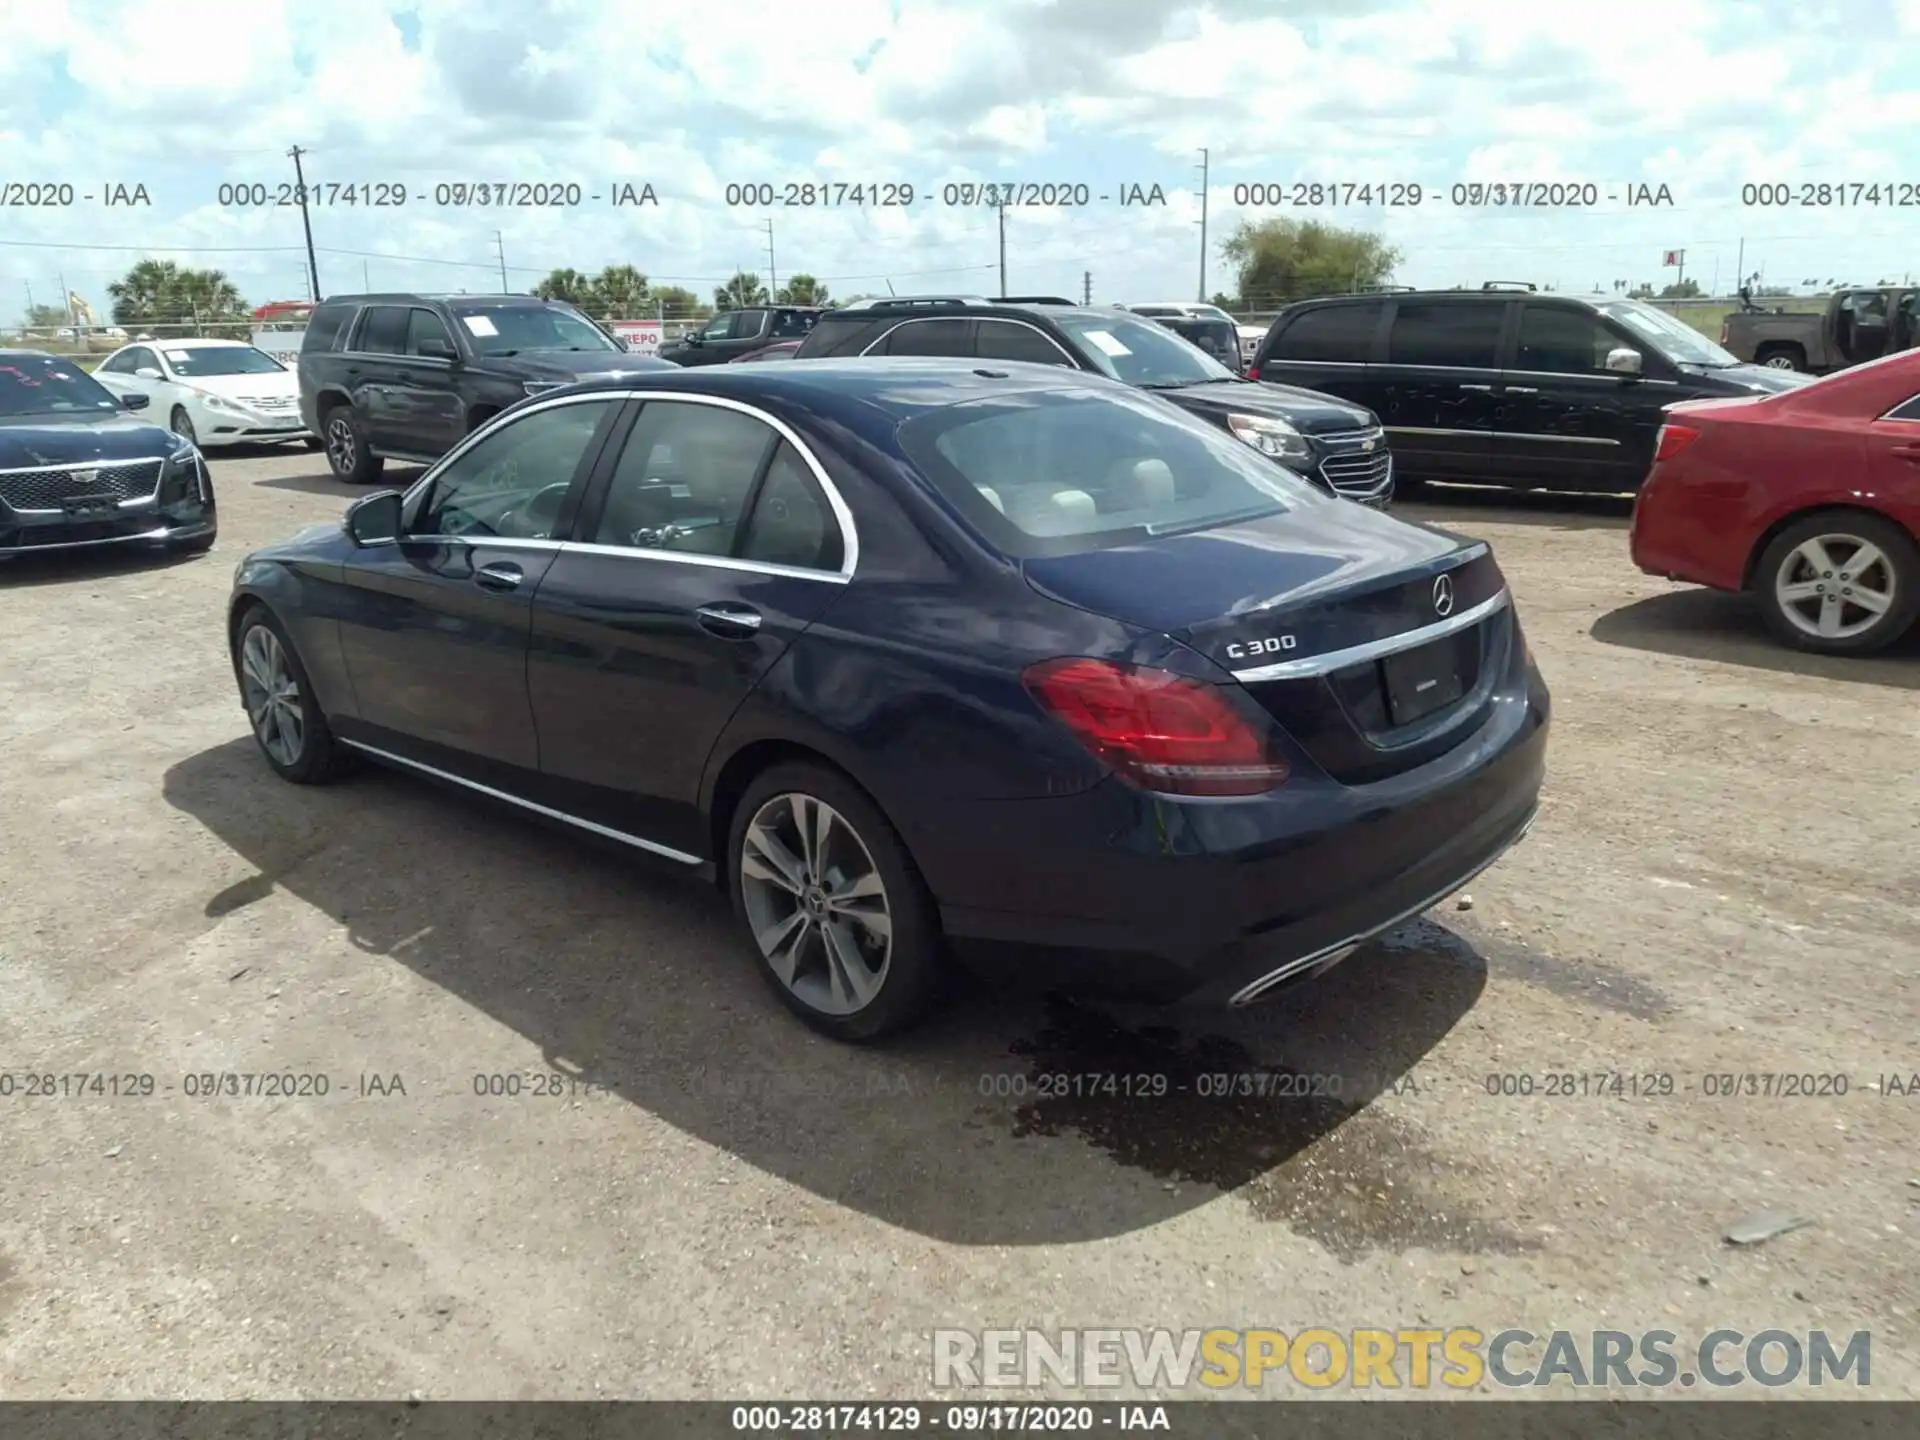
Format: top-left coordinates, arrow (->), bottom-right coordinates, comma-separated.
934,664 -> 1550,1005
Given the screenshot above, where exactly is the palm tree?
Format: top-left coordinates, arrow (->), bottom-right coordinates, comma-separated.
714,271 -> 769,310
593,265 -> 651,318
107,259 -> 247,334
534,268 -> 596,307
776,273 -> 829,306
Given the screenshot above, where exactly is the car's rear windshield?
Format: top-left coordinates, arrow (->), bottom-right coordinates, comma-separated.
0,354 -> 119,416
895,384 -> 1323,558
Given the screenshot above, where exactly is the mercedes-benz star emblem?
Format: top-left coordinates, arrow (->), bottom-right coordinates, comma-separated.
1432,573 -> 1455,617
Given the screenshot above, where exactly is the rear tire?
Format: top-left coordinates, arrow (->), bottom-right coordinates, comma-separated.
231,605 -> 355,783
1755,345 -> 1805,371
1754,511 -> 1919,655
726,761 -> 940,1042
322,407 -> 384,485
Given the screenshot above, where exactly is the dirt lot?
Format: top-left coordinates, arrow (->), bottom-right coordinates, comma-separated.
1,448 -> 1916,1401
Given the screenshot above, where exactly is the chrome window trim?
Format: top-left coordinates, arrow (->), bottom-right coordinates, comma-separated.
1230,588 -> 1509,682
1261,358 -> 1368,369
337,740 -> 703,865
1878,395 -> 1920,422
401,388 -> 860,578
555,541 -> 850,584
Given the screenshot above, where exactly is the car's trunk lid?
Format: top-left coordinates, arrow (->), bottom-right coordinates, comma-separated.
1022,505 -> 1514,783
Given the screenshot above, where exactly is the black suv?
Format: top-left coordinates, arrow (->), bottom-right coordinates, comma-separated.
790,296 -> 1393,505
658,306 -> 824,366
298,293 -> 676,483
0,348 -> 215,561
1248,286 -> 1817,493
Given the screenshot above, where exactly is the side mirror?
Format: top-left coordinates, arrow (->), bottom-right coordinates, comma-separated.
683,331 -> 703,345
135,366 -> 164,379
1604,347 -> 1643,377
342,489 -> 403,546
417,337 -> 457,361
120,393 -> 150,410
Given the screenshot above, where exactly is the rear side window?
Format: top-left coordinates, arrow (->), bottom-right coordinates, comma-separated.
738,443 -> 844,571
1886,393 -> 1920,421
1268,303 -> 1379,364
1386,302 -> 1502,368
303,304 -> 356,353
896,386 -> 1322,559
878,318 -> 971,356
355,306 -> 410,355
769,309 -> 817,340
796,317 -> 884,357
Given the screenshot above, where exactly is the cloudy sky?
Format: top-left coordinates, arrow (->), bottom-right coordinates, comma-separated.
3,0 -> 1918,321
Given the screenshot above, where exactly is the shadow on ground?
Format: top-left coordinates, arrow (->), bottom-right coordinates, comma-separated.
1397,483 -> 1634,532
1593,587 -> 1920,689
0,546 -> 203,590
164,738 -> 1525,1253
251,464 -> 425,500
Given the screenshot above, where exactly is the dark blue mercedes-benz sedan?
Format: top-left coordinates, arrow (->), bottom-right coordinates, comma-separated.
1,349 -> 216,560
227,358 -> 1548,1040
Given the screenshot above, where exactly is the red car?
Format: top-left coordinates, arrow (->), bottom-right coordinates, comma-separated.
1630,347 -> 1920,654
729,340 -> 804,363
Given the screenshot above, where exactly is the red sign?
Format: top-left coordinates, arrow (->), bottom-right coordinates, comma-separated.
1662,250 -> 1684,267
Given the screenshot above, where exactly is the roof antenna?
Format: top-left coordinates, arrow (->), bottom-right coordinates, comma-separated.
886,279 -> 897,295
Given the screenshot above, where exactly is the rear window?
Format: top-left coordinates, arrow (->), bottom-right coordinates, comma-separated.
1268,303 -> 1380,364
303,303 -> 357,353
895,385 -> 1324,559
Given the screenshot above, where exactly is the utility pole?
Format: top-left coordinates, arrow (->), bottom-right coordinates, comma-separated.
363,261 -> 370,290
57,271 -> 71,327
997,201 -> 1007,294
1195,148 -> 1209,302
1082,270 -> 1091,305
764,219 -> 777,301
493,232 -> 508,293
23,281 -> 32,320
1734,238 -> 1744,297
287,146 -> 320,300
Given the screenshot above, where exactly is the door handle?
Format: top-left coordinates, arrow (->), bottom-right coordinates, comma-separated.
474,561 -> 524,591
1504,385 -> 1539,394
1459,383 -> 1494,391
695,602 -> 764,637
1892,443 -> 1920,460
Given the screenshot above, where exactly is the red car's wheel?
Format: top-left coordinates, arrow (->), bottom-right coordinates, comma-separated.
1755,511 -> 1920,655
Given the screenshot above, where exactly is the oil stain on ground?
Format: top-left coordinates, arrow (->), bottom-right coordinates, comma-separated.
1005,995 -> 1536,1264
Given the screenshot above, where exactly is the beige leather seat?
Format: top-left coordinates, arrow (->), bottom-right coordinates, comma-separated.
1002,486 -> 1098,535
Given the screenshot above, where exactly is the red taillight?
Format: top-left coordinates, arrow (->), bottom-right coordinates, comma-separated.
1245,365 -> 1261,381
1022,658 -> 1290,797
1653,423 -> 1700,463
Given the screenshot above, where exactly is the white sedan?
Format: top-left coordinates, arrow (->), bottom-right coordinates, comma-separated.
91,338 -> 314,450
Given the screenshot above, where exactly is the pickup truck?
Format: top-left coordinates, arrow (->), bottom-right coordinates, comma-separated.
1722,286 -> 1920,372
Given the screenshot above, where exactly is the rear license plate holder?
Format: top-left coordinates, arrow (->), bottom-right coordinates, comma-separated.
1380,638 -> 1464,725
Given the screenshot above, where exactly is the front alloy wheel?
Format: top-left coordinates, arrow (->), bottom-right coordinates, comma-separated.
239,624 -> 305,767
170,407 -> 198,446
740,793 -> 893,1016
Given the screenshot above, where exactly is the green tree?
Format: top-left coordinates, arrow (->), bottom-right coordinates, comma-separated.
1219,218 -> 1401,308
649,286 -> 704,320
1209,291 -> 1238,311
776,273 -> 829,305
593,265 -> 651,318
1660,279 -> 1702,298
1628,283 -> 1655,299
715,271 -> 769,310
534,268 -> 597,307
107,259 -> 248,332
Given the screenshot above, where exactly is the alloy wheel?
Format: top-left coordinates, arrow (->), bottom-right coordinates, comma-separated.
739,792 -> 893,1016
239,625 -> 306,767
1762,355 -> 1797,369
1772,533 -> 1897,641
171,410 -> 198,445
326,415 -> 356,474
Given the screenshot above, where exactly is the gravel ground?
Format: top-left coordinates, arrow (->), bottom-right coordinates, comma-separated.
1,448 -> 1915,1401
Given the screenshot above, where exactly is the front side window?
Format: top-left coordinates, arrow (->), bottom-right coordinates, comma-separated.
1513,307 -> 1623,375
896,385 -> 1323,558
414,399 -> 616,539
1596,300 -> 1738,367
405,309 -> 456,357
699,312 -> 735,340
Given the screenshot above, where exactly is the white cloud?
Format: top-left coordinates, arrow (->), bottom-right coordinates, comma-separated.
2,0 -> 1916,315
